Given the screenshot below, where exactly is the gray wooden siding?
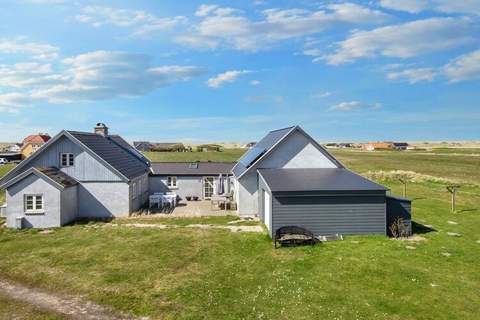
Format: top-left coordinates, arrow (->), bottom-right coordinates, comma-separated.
6,174 -> 62,228
271,192 -> 386,237
23,136 -> 122,182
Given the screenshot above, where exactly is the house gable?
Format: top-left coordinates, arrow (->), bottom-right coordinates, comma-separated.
0,131 -> 126,185
234,126 -> 342,179
255,129 -> 340,170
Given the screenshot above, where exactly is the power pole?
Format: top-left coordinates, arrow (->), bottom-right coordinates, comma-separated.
446,185 -> 460,213
399,178 -> 407,198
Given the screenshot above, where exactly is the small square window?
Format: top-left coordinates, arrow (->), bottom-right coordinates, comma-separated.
167,176 -> 177,188
60,153 -> 74,167
24,195 -> 44,214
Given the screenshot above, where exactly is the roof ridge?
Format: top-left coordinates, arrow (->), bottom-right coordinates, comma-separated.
268,125 -> 297,133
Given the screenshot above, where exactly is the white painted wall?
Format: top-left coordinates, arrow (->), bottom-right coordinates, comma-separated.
6,174 -> 61,228
236,129 -> 339,216
78,182 -> 130,218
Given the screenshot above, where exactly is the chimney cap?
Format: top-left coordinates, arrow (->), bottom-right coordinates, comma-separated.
94,123 -> 109,136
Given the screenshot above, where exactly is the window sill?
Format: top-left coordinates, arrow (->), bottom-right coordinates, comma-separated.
25,211 -> 45,215
168,186 -> 178,189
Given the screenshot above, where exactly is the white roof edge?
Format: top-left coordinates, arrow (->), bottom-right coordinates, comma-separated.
0,167 -> 65,190
234,126 -> 297,179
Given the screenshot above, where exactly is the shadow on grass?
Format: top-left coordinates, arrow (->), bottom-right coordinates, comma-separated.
412,221 -> 436,234
457,208 -> 479,214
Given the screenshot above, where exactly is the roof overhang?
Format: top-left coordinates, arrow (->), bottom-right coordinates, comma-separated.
0,167 -> 70,191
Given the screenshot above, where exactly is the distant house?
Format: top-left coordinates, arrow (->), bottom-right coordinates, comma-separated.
21,134 -> 51,158
9,143 -> 22,153
133,141 -> 153,152
242,142 -> 256,149
392,142 -> 409,150
363,142 -> 409,151
197,144 -> 222,152
152,143 -> 187,152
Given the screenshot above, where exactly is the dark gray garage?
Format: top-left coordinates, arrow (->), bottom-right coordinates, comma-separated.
258,168 -> 389,237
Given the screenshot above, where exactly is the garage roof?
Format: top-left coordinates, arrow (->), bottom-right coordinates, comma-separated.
151,162 -> 235,175
258,168 -> 386,192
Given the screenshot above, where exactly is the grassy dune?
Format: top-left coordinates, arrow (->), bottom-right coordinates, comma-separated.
144,149 -> 246,163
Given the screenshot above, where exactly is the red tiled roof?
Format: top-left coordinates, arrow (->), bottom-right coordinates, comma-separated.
23,134 -> 51,144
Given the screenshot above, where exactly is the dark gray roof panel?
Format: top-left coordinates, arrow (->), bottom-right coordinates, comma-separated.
258,168 -> 386,192
68,131 -> 149,180
38,167 -> 78,188
151,162 -> 235,175
233,126 -> 295,177
108,135 -> 150,166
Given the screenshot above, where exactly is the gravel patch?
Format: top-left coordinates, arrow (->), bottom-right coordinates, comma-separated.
0,278 -> 146,320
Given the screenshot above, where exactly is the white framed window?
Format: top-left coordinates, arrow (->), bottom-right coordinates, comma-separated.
167,176 -> 177,188
60,153 -> 74,167
24,194 -> 44,214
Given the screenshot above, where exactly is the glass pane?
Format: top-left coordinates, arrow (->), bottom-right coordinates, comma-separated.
69,154 -> 74,166
35,196 -> 43,209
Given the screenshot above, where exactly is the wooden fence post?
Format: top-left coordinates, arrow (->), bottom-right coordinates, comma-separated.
446,185 -> 460,213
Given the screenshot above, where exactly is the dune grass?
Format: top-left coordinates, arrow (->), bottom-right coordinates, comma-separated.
331,149 -> 480,185
144,149 -> 245,163
0,164 -> 14,204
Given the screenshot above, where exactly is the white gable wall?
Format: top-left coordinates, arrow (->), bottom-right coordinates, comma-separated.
257,130 -> 338,169
236,129 -> 339,216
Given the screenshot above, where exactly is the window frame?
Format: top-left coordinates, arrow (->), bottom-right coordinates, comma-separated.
60,153 -> 74,167
24,194 -> 44,214
167,176 -> 178,189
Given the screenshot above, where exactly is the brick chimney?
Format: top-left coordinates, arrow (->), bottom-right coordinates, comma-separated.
94,123 -> 109,136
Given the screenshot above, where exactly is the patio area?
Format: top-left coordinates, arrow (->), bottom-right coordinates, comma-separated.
136,200 -> 236,217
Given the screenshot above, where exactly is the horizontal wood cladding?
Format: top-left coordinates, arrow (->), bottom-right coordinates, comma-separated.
272,193 -> 386,236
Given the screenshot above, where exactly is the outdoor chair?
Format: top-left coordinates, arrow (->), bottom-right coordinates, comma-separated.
274,226 -> 316,248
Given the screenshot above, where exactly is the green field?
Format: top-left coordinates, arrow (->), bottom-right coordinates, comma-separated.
331,149 -> 480,185
0,164 -> 14,204
0,150 -> 479,319
144,149 -> 246,162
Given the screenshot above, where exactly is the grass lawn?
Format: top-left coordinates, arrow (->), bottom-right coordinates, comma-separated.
0,151 -> 479,319
0,164 -> 14,204
144,148 -> 246,162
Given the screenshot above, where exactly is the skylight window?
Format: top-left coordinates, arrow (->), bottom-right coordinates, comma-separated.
189,163 -> 199,169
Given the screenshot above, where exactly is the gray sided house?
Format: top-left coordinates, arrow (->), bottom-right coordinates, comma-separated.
233,126 -> 411,237
0,124 -> 150,228
150,162 -> 235,200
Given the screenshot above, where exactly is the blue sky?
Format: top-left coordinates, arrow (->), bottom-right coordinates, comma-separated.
0,0 -> 479,142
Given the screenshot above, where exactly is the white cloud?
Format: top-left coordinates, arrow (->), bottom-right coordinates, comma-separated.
250,80 -> 261,86
384,50 -> 480,84
379,0 -> 480,15
303,48 -> 322,57
443,50 -> 480,82
330,101 -> 361,111
312,90 -> 331,98
323,17 -> 475,65
0,37 -> 59,60
0,63 -> 67,88
387,68 -> 437,83
195,4 -> 220,17
0,51 -> 206,110
379,0 -> 429,14
179,3 -> 390,51
75,6 -> 187,37
207,70 -> 251,88
245,95 -> 283,103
